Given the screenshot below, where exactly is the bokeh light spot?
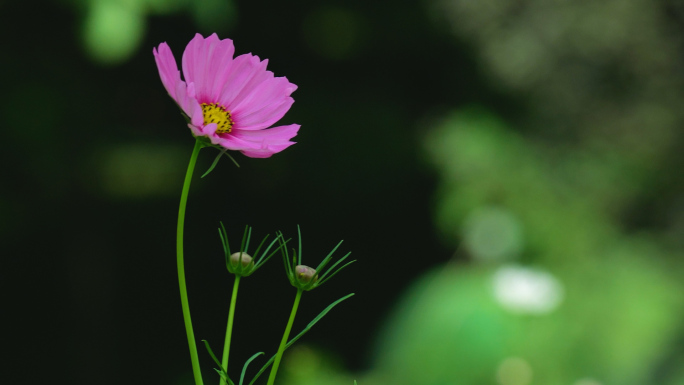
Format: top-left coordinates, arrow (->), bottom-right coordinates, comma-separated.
492,265 -> 563,314
496,357 -> 533,385
463,206 -> 523,261
82,0 -> 145,64
573,378 -> 603,385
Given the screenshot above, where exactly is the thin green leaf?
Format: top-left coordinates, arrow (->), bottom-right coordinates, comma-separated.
300,293 -> 354,332
317,251 -> 352,281
224,151 -> 240,168
201,149 -> 226,178
201,149 -> 240,178
261,236 -> 283,261
206,340 -> 237,384
219,222 -> 230,256
202,340 -> 226,373
315,240 -> 345,272
239,352 -> 265,385
213,368 -> 232,383
251,234 -> 271,261
247,293 -> 354,385
317,260 -> 356,286
279,233 -> 293,277
245,226 -> 252,251
297,225 -> 303,265
239,225 -> 251,254
253,236 -> 288,272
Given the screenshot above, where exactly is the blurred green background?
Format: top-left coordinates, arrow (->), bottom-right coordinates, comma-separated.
2,0 -> 684,384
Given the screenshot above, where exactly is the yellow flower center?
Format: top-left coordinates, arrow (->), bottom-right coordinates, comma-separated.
201,103 -> 234,133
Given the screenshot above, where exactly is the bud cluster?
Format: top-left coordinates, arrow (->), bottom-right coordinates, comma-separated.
209,223 -> 355,385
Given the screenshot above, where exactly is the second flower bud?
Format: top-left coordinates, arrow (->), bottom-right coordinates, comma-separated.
227,252 -> 255,275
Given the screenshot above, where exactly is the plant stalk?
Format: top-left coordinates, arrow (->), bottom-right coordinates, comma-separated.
177,139 -> 204,385
220,275 -> 241,385
266,289 -> 303,385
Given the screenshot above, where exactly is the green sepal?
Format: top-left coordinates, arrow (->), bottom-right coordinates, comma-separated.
247,293 -> 355,385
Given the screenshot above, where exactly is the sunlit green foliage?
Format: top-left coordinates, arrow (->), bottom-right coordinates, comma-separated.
6,0 -> 684,383
78,0 -> 236,64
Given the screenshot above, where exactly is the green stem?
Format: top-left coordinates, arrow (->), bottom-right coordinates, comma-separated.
266,289 -> 303,385
220,275 -> 241,385
177,139 -> 204,385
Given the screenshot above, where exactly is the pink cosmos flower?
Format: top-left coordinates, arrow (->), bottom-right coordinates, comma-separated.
153,33 -> 300,158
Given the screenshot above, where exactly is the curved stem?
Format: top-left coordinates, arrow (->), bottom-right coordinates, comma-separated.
220,275 -> 241,385
266,289 -> 303,385
177,139 -> 204,385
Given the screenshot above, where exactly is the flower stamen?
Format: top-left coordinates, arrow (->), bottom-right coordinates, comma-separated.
201,102 -> 234,133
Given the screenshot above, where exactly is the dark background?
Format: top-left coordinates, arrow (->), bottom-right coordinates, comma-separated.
3,0 -> 684,384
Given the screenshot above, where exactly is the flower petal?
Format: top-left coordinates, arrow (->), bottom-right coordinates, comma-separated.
172,81 -> 203,128
182,33 -> 236,103
155,33 -> 300,157
226,58 -> 274,109
228,73 -> 297,131
231,75 -> 297,113
227,124 -> 300,157
232,95 -> 294,131
153,43 -> 182,101
203,123 -> 224,145
215,54 -> 272,109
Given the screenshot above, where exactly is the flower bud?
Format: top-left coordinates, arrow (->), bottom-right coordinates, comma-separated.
227,252 -> 254,275
280,228 -> 354,291
231,252 -> 253,266
294,265 -> 318,288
